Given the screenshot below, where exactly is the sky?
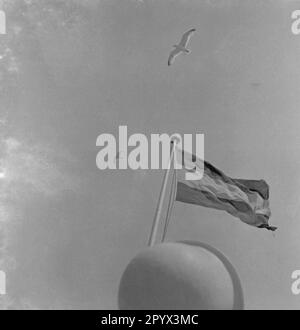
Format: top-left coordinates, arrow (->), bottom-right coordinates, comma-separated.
0,0 -> 300,309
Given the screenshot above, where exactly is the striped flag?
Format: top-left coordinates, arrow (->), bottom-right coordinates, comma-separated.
174,149 -> 276,231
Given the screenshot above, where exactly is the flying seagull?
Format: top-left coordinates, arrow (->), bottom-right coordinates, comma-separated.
168,28 -> 196,66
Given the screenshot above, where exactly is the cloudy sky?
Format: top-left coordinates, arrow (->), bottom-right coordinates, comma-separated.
0,0 -> 300,309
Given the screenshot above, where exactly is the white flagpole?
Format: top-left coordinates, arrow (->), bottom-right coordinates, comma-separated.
148,141 -> 176,247
161,159 -> 177,243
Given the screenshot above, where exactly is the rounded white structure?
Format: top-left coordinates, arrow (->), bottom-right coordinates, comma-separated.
118,241 -> 244,310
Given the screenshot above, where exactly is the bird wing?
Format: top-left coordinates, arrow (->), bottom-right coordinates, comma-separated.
179,28 -> 196,48
168,47 -> 182,66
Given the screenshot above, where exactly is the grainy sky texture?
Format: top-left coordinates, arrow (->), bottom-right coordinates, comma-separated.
0,0 -> 300,309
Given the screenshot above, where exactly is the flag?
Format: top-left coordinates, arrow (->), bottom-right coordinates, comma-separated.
175,149 -> 276,231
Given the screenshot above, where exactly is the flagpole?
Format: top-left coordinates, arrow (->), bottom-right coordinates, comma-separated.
161,160 -> 177,243
148,140 -> 176,247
